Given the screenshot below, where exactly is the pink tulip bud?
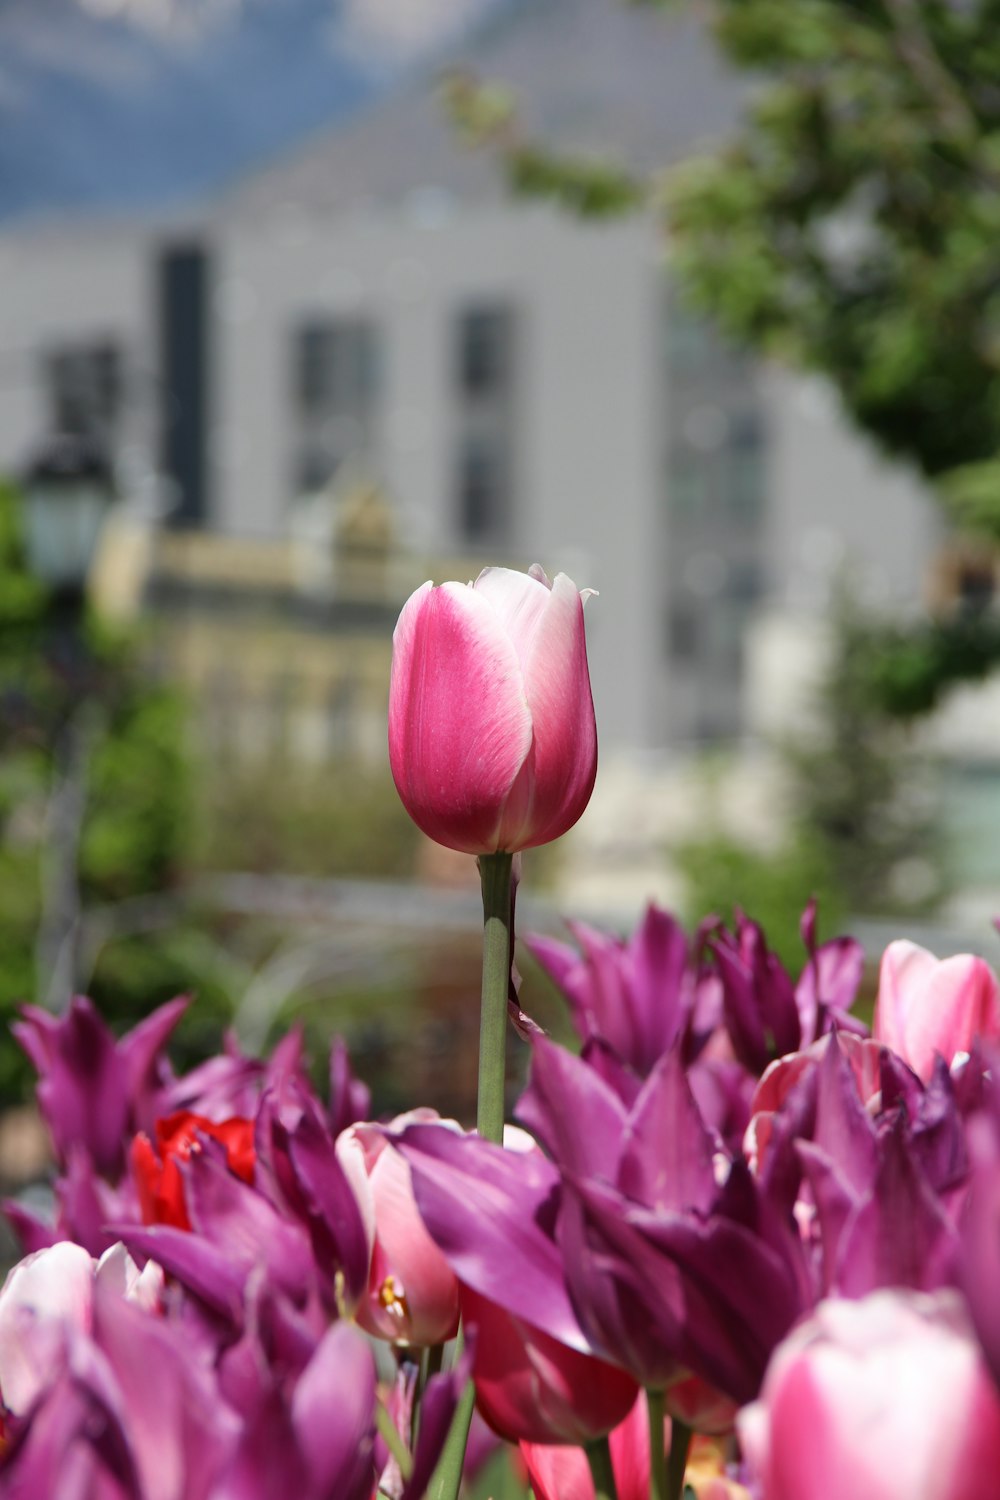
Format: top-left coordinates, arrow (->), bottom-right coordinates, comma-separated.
461,1285 -> 639,1446
388,565 -> 597,854
738,1291 -> 1000,1500
337,1111 -> 460,1348
873,940 -> 1000,1081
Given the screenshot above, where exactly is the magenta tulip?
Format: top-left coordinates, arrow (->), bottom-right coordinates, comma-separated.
388,565 -> 597,854
873,940 -> 1000,1082
738,1290 -> 1000,1500
460,1285 -> 639,1445
520,1390 -> 651,1500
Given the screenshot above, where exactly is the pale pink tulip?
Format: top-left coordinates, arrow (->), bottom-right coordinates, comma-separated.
873,940 -> 1000,1081
388,565 -> 597,854
337,1111 -> 460,1347
738,1290 -> 1000,1500
0,1240 -> 163,1414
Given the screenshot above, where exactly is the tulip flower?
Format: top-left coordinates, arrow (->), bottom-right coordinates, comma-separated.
0,1241 -> 162,1416
873,940 -> 1000,1082
388,565 -> 597,854
739,1290 -> 1000,1500
525,905 -> 693,1076
520,1391 -> 651,1500
460,1285 -> 639,1445
336,1112 -> 460,1347
131,1109 -> 256,1231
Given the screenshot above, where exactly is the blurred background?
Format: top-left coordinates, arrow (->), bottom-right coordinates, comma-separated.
2,0 -> 1000,1166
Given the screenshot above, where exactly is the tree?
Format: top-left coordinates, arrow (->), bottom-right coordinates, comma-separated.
445,0 -> 1000,701
0,481 -> 218,1095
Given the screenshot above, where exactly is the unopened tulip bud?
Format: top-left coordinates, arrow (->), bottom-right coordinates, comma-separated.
388,565 -> 597,854
873,940 -> 1000,1081
739,1290 -> 1000,1500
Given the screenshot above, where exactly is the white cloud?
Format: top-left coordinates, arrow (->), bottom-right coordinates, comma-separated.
333,0 -> 493,73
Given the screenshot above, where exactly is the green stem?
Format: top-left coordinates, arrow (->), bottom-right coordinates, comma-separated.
412,1342 -> 446,1450
665,1409 -> 692,1500
476,850 -> 513,1144
376,1398 -> 414,1482
428,850 -> 515,1500
585,1436 -> 620,1500
646,1388 -> 668,1500
427,1378 -> 476,1500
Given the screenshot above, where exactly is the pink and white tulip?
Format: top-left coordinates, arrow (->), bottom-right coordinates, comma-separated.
0,1241 -> 163,1415
738,1290 -> 1000,1500
337,1111 -> 460,1347
873,940 -> 1000,1081
388,565 -> 597,854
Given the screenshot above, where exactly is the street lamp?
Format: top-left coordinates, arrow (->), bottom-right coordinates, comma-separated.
21,431 -> 115,603
18,432 -> 115,1012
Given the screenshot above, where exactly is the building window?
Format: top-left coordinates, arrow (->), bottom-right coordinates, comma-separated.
457,435 -> 509,543
45,341 -> 122,443
452,301 -> 517,545
457,306 -> 511,397
291,317 -> 380,495
669,454 -> 711,515
667,603 -> 699,663
722,410 -> 767,517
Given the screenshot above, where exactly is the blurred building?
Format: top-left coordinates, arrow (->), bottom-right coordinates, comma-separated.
0,0 -> 946,763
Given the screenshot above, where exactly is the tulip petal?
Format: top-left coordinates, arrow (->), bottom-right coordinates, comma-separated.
472,566 -> 551,671
388,581 -> 533,853
397,1123 -> 592,1351
505,572 -> 597,850
517,1038 -> 628,1182
292,1322 -> 376,1500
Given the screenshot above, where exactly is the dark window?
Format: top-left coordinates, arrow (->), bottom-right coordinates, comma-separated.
669,454 -> 711,515
292,318 -> 379,496
47,342 -> 121,440
458,436 -> 507,543
296,445 -> 338,494
457,306 -> 511,397
295,320 -> 378,416
160,244 -> 210,526
726,562 -> 763,604
667,604 -> 699,662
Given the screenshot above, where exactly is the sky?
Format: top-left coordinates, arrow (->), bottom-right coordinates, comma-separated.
0,0 -> 503,221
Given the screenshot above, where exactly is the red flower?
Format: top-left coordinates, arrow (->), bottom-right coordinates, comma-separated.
131,1111 -> 255,1230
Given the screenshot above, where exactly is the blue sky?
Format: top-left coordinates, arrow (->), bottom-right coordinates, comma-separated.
0,0 -> 500,221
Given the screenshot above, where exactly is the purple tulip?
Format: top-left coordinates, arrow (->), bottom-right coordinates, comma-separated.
961,1096 -> 1000,1392
525,905 -> 693,1075
388,565 -> 597,854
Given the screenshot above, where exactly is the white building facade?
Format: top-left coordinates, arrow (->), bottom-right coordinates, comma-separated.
0,0 -> 947,761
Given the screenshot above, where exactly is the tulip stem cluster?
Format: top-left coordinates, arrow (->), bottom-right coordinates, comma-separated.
476,850 -> 514,1145
585,1435 -> 620,1500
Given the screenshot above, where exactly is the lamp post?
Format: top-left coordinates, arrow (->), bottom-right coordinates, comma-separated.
20,431 -> 115,1011
22,431 -> 115,606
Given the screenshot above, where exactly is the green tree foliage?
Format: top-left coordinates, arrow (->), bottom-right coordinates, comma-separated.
0,482 -> 214,1096
666,0 -> 1000,501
